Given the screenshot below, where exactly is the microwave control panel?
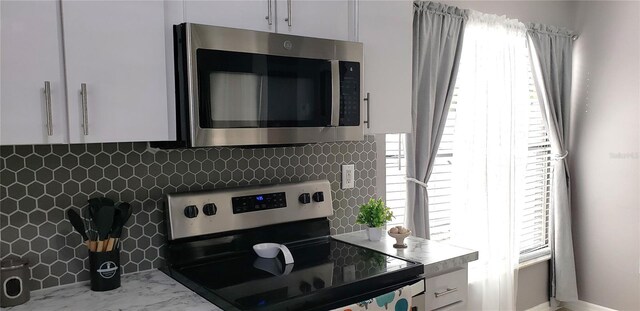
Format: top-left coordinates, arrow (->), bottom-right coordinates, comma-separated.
339,61 -> 361,126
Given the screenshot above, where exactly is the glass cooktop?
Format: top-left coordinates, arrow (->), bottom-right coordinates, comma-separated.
167,238 -> 423,311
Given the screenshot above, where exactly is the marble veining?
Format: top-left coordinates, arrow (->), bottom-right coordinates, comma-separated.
332,231 -> 478,277
3,270 -> 220,311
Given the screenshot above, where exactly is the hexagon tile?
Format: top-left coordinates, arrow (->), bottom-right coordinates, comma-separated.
0,136 -> 376,290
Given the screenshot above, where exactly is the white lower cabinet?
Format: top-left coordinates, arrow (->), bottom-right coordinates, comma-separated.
424,267 -> 468,311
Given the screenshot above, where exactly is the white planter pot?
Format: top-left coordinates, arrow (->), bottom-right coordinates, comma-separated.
366,227 -> 384,241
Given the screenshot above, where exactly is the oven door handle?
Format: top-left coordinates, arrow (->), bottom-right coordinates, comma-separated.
330,60 -> 340,127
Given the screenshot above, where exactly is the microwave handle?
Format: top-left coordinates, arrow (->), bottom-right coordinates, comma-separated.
330,60 -> 340,127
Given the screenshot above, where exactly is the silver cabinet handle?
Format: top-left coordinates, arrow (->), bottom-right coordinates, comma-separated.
265,0 -> 272,25
80,83 -> 89,135
363,92 -> 371,129
43,81 -> 53,136
434,287 -> 458,298
284,0 -> 292,26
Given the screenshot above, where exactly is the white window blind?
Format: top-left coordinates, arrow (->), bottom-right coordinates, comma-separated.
383,59 -> 551,259
519,60 -> 552,256
385,134 -> 406,229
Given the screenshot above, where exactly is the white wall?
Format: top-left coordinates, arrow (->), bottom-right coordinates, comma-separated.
570,1 -> 640,310
444,0 -> 576,30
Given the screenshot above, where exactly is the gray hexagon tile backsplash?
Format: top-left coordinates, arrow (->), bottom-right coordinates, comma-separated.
0,137 -> 376,290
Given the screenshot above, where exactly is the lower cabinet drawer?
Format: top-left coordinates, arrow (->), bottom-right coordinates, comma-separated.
425,268 -> 468,310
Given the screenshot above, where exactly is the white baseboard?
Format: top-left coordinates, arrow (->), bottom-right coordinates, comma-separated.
561,300 -> 618,311
525,301 -> 551,311
524,300 -> 616,311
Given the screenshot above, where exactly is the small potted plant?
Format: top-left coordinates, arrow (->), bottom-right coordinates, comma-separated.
356,198 -> 394,241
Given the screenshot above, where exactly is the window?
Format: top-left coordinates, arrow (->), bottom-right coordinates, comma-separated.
383,61 -> 551,260
384,134 -> 406,229
519,63 -> 552,259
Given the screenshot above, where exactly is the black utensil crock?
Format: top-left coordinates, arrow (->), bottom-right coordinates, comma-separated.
89,248 -> 120,291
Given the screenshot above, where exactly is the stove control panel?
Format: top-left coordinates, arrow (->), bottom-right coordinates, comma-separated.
232,192 -> 286,214
165,180 -> 333,240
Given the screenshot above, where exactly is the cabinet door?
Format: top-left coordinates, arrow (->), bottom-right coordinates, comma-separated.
0,0 -> 68,145
359,1 -> 412,134
62,0 -> 169,143
184,0 -> 275,32
275,0 -> 351,40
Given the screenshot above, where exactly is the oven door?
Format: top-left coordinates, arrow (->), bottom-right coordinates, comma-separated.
178,23 -> 363,147
330,280 -> 425,311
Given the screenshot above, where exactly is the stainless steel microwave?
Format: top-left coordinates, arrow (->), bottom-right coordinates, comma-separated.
166,23 -> 364,148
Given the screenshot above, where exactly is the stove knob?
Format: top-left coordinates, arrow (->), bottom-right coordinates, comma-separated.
203,203 -> 217,216
312,192 -> 324,202
299,193 -> 311,204
183,205 -> 199,218
313,277 -> 325,289
299,281 -> 312,293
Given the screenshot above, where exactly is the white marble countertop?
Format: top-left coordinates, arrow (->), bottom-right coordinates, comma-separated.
2,269 -> 221,311
332,230 -> 478,277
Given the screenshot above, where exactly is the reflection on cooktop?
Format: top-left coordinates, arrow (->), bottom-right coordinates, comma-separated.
176,239 -> 415,310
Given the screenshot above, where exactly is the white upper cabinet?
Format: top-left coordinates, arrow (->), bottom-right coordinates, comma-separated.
61,0 -> 169,143
0,0 -> 68,145
183,0 -> 275,32
180,0 -> 351,40
275,0 -> 351,40
359,0 -> 413,134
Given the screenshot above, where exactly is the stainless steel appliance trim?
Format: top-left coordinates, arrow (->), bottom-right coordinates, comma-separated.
183,23 -> 364,147
80,83 -> 89,136
364,92 -> 371,129
165,180 -> 333,240
330,60 -> 340,127
265,0 -> 272,25
187,23 -> 362,61
43,81 -> 53,136
285,0 -> 292,26
193,127 -> 362,147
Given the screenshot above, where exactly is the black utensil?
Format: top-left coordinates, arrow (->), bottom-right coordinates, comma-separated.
83,205 -> 98,251
107,202 -> 132,251
66,209 -> 89,248
88,197 -> 114,221
95,205 -> 115,252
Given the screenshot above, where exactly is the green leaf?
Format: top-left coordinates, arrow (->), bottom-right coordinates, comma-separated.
355,198 -> 394,228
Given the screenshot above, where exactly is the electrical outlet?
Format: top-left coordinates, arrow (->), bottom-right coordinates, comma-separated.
341,164 -> 355,189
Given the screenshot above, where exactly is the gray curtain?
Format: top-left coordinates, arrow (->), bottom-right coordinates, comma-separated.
527,23 -> 579,302
406,1 -> 468,238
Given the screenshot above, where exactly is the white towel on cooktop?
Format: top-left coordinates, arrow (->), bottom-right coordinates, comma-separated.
331,285 -> 412,311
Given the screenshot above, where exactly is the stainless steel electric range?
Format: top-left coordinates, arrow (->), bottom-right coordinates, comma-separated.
161,180 -> 424,311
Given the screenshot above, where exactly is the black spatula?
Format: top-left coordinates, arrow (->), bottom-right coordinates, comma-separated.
107,202 -> 132,251
95,205 -> 115,252
66,209 -> 89,248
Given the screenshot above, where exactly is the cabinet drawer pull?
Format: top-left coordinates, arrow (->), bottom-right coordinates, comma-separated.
434,287 -> 458,298
80,83 -> 89,135
43,81 -> 53,136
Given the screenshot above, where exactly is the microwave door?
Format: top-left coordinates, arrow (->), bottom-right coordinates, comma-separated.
208,72 -> 265,128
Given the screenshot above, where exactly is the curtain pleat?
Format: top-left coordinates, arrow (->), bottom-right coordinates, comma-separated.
406,1 -> 468,239
527,23 -> 579,302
